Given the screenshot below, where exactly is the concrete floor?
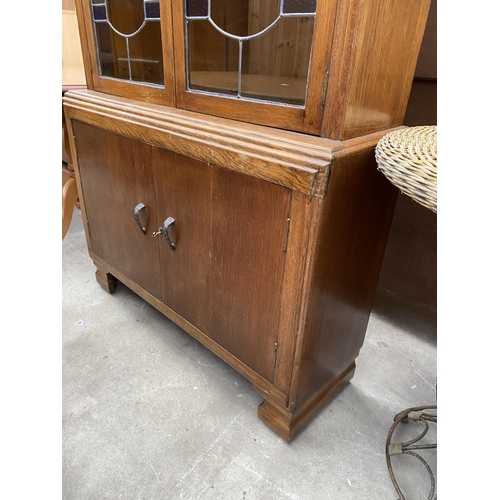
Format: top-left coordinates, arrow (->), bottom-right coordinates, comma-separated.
62,207 -> 437,500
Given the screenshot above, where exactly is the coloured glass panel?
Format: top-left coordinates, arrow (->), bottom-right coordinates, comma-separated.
283,0 -> 316,14
93,4 -> 106,20
186,0 -> 208,18
145,1 -> 160,19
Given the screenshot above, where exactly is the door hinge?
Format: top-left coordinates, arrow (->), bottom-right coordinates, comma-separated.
321,70 -> 330,107
273,341 -> 278,368
283,216 -> 291,252
88,52 -> 93,75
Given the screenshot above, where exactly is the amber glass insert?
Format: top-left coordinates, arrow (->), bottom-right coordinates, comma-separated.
91,0 -> 164,85
185,0 -> 316,106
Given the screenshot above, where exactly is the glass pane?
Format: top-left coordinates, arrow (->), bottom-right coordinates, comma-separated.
247,0 -> 280,36
107,0 -> 144,35
283,0 -> 317,14
208,0 -> 280,38
185,0 -> 316,106
95,22 -> 116,78
92,0 -> 164,86
128,21 -> 164,84
188,20 -> 239,96
241,16 -> 314,105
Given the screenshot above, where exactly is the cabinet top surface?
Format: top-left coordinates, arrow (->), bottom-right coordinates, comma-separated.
64,89 -> 402,197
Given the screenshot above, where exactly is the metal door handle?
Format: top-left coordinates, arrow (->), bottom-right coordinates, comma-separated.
153,217 -> 176,250
133,203 -> 147,234
162,217 -> 176,250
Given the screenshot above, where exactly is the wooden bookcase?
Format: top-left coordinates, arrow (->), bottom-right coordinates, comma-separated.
64,0 -> 431,441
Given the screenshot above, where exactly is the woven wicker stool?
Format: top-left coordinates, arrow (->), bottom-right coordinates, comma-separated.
375,125 -> 437,500
375,126 -> 437,213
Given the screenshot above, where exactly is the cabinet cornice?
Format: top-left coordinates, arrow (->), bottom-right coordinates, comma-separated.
65,90 -> 339,196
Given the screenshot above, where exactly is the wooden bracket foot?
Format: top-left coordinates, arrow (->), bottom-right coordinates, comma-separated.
94,263 -> 116,294
254,362 -> 356,442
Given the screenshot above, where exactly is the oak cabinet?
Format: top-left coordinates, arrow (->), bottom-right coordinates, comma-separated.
65,0 -> 431,440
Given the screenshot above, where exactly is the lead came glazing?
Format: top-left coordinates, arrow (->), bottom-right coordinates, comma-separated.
185,0 -> 316,106
91,0 -> 164,85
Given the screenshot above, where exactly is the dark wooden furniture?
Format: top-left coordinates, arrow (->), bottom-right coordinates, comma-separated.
64,0 -> 431,441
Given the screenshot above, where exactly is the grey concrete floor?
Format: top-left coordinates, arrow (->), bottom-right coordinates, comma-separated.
62,207 -> 437,500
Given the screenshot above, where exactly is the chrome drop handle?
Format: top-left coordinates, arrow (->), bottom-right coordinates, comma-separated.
153,217 -> 176,250
133,203 -> 147,234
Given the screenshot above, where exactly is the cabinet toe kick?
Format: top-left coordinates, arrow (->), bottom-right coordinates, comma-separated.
253,362 -> 356,442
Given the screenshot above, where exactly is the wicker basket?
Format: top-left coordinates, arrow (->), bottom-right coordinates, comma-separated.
375,126 -> 437,213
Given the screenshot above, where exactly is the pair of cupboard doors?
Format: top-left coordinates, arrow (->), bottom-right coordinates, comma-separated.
75,120 -> 294,389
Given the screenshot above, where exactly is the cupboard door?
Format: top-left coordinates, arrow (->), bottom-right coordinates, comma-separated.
153,151 -> 291,383
153,149 -> 212,333
73,121 -> 162,298
210,166 -> 291,383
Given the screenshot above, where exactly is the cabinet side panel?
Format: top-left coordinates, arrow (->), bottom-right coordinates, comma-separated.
72,121 -> 162,298
294,147 -> 397,408
210,167 -> 291,383
323,0 -> 431,140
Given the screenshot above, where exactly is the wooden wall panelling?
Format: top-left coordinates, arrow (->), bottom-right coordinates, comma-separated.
188,2 -> 247,73
247,1 -> 279,76
246,1 -> 314,81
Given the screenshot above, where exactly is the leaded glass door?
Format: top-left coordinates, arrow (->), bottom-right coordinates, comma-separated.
78,0 -> 176,104
173,0 -> 337,134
